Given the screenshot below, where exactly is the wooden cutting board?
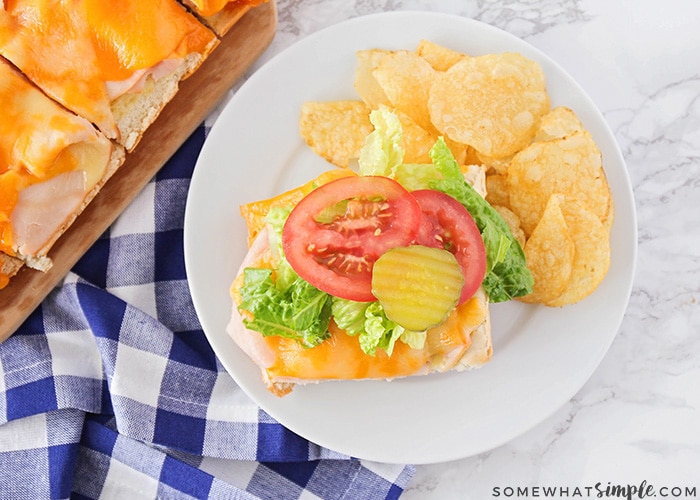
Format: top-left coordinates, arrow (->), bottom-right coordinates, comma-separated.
0,1 -> 277,342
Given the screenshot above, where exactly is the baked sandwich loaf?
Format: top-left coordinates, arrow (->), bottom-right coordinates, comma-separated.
0,0 -> 219,151
0,58 -> 126,277
0,0 -> 266,291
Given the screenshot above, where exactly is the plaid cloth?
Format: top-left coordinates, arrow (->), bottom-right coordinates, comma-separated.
0,126 -> 414,499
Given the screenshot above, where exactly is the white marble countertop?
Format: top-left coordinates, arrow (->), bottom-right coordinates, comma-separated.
226,0 -> 700,497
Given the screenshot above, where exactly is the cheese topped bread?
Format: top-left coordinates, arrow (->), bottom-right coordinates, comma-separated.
0,0 -> 268,292
0,57 -> 125,275
0,0 -> 219,151
182,0 -> 269,36
0,0 -> 270,289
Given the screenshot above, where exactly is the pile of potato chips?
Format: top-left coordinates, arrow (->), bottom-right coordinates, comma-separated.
298,40 -> 613,307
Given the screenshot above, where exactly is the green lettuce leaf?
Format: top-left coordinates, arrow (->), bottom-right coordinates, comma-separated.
427,138 -> 534,302
330,298 -> 368,336
332,298 -> 425,356
358,107 -> 405,177
264,206 -> 297,291
239,268 -> 332,348
392,163 -> 441,191
399,329 -> 427,350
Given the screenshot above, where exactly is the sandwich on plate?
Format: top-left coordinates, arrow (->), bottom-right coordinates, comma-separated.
227,108 -> 534,396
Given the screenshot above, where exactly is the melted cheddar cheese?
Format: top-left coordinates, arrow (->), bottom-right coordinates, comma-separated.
267,321 -> 430,381
189,0 -> 233,17
260,294 -> 487,381
189,0 -> 268,18
240,168 -> 356,246
0,58 -> 112,257
230,237 -> 489,382
0,0 -> 215,138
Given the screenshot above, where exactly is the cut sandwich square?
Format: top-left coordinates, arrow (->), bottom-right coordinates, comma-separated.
0,0 -> 219,151
0,57 -> 125,285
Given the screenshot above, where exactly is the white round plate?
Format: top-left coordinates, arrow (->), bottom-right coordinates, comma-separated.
184,11 -> 636,464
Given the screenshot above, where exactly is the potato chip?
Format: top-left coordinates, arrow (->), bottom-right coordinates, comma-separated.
518,194 -> 574,304
415,39 -> 467,71
547,199 -> 611,306
390,110 -> 468,165
354,49 -> 393,109
499,105 -> 586,178
372,50 -> 438,133
533,106 -> 584,142
485,173 -> 510,207
602,188 -> 615,234
394,110 -> 436,164
506,130 -> 612,235
485,103 -> 589,170
463,145 -> 481,166
299,101 -> 373,168
476,151 -> 513,174
446,138 -> 468,166
428,52 -> 550,158
493,205 -> 526,249
298,41 -> 614,309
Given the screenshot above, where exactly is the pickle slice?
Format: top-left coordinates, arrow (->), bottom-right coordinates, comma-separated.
371,245 -> 463,331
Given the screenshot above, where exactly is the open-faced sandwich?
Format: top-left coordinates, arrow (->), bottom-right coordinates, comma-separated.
0,57 -> 125,281
227,108 -> 534,396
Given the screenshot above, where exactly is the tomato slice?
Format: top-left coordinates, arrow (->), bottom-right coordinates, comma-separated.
282,176 -> 422,302
412,189 -> 487,304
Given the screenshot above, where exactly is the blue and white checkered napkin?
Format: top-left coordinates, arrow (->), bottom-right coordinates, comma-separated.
0,127 -> 414,499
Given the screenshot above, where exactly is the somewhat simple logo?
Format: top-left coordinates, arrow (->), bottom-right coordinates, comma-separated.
491,481 -> 697,499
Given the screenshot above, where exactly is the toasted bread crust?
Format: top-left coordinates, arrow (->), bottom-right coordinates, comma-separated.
112,50 -> 217,152
0,253 -> 24,289
180,0 -> 265,36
